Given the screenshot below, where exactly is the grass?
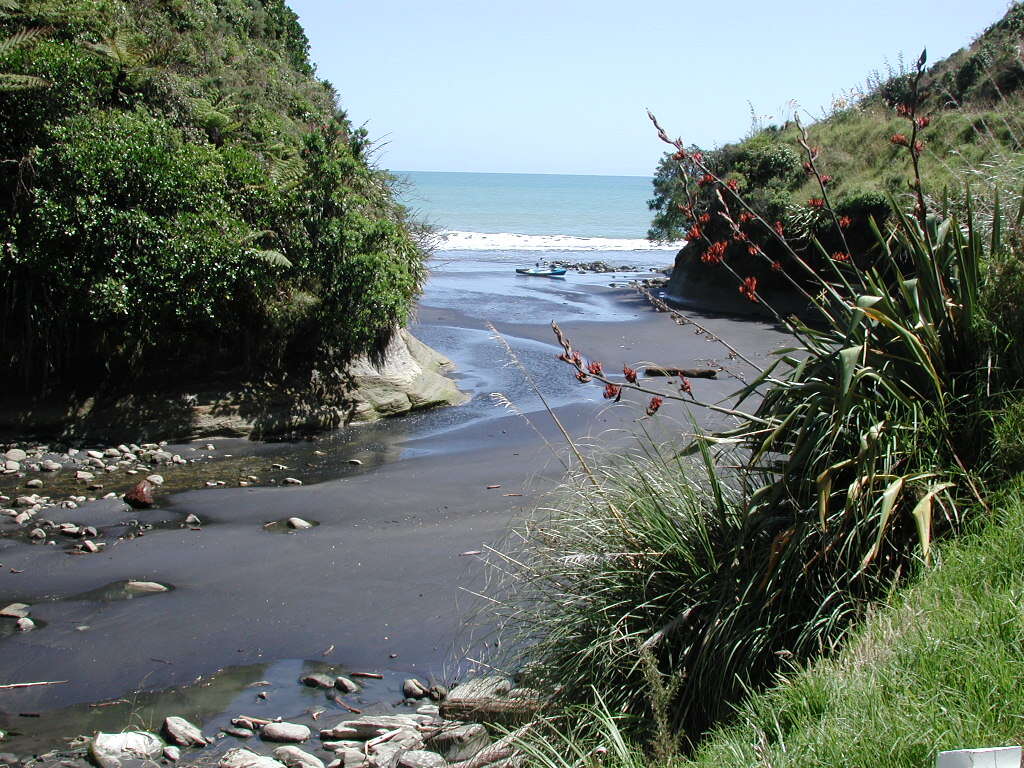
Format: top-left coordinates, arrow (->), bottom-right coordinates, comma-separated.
506,475 -> 1024,768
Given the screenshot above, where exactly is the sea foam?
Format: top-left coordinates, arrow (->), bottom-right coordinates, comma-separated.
437,230 -> 683,252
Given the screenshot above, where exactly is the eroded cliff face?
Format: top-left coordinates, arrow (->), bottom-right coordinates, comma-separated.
0,330 -> 467,442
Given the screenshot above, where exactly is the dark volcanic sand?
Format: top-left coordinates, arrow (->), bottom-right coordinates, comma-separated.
0,269 -> 792,750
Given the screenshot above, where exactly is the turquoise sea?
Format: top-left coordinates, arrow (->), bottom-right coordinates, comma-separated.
396,170 -> 682,256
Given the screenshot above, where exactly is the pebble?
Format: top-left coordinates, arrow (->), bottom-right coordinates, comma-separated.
283,477 -> 302,486
25,479 -> 42,488
86,450 -> 104,460
222,727 -> 254,739
184,513 -> 201,526
126,581 -> 169,593
163,746 -> 181,761
41,459 -> 61,471
75,471 -> 95,481
147,474 -> 165,485
287,517 -> 313,529
347,459 -> 362,466
15,618 -> 33,633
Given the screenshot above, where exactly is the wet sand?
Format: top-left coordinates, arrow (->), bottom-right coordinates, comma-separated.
0,270 -> 793,751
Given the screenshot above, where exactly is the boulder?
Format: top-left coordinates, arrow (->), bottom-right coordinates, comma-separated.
162,715 -> 207,746
125,479 -> 155,509
90,731 -> 164,768
220,748 -> 286,768
273,746 -> 326,768
397,752 -> 447,768
261,722 -> 311,743
3,449 -> 26,463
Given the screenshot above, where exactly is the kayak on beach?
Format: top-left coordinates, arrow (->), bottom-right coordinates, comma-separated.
515,266 -> 567,276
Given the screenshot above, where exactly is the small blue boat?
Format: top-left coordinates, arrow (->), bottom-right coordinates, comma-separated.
516,266 -> 567,277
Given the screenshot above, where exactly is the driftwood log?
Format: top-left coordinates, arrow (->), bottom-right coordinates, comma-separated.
643,367 -> 718,378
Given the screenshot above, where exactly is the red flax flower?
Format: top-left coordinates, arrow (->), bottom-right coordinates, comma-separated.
771,260 -> 782,271
748,244 -> 762,256
575,371 -> 591,383
602,383 -> 621,400
698,173 -> 715,187
698,213 -> 711,224
686,224 -> 702,240
726,179 -> 739,191
896,103 -> 911,117
916,116 -> 930,128
739,211 -> 755,223
672,149 -> 688,161
691,151 -> 704,163
623,364 -> 638,383
839,215 -> 853,229
645,396 -> 663,416
587,361 -> 603,376
733,230 -> 749,242
890,133 -> 910,147
774,221 -> 785,237
739,276 -> 758,302
803,161 -> 814,174
571,351 -> 582,366
832,251 -> 850,262
701,241 -> 728,264
808,198 -> 825,208
914,140 -> 925,154
680,377 -> 692,395
819,174 -> 833,185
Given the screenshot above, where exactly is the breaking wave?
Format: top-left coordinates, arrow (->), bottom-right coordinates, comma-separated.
436,230 -> 683,252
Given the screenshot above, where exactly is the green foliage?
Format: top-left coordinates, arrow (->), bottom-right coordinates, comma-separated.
0,0 -> 426,392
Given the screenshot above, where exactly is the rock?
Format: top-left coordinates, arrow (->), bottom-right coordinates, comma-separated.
424,724 -> 490,762
428,685 -> 447,701
347,459 -> 362,466
125,479 -> 155,509
415,706 -> 439,717
24,479 -> 42,489
15,618 -> 34,632
334,676 -> 359,694
128,581 -> 169,593
0,603 -> 30,618
300,672 -> 334,689
287,517 -> 313,530
29,527 -> 46,541
397,752 -> 447,768
261,722 -> 311,743
104,448 -> 121,458
80,539 -> 101,553
152,451 -> 173,464
3,461 -> 19,472
402,679 -> 429,699
220,748 -> 286,768
283,478 -> 302,486
273,746 -> 325,768
163,715 -> 207,746
41,460 -> 61,472
90,731 -> 164,768
222,727 -> 254,739
75,470 -> 95,481
366,745 -> 403,768
336,749 -> 368,768
184,514 -> 201,526
320,717 -> 426,742
163,746 -> 181,761
147,474 -> 165,485
86,450 -> 105,460
3,449 -> 26,463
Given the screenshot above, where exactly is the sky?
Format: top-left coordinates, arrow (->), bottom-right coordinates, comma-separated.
288,0 -> 1013,177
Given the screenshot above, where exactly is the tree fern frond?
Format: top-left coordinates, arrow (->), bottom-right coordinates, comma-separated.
250,249 -> 292,269
0,72 -> 49,90
0,26 -> 48,55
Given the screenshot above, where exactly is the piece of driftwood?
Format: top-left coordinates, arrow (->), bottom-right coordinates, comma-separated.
350,672 -> 383,679
0,680 -> 68,690
439,695 -> 542,726
642,367 -> 717,378
448,725 -> 530,768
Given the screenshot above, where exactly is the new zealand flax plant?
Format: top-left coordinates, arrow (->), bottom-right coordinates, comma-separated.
485,49 -> 1021,747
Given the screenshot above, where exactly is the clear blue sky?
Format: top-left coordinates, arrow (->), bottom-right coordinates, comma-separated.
288,0 -> 1012,176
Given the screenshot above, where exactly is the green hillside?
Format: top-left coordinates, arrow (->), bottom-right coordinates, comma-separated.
0,0 -> 425,394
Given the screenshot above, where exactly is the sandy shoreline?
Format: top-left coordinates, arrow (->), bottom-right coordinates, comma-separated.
0,279 -> 792,753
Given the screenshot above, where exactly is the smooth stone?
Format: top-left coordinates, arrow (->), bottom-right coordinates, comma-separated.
300,672 -> 334,689
147,474 -> 165,485
402,679 -> 428,699
125,479 -> 155,509
86,450 -> 104,460
223,727 -> 254,739
283,478 -> 303,486
336,749 -> 368,768
366,745 -> 403,768
0,603 -> 30,618
261,722 -> 311,743
397,752 -> 447,768
287,517 -> 313,530
24,479 -> 42,489
415,706 -> 438,717
41,459 -> 61,471
334,676 -> 359,694
424,724 -> 490,762
273,746 -> 325,768
90,731 -> 163,768
3,449 -> 26,462
15,618 -> 34,632
184,513 -> 201,526
164,746 -> 181,761
163,715 -> 207,746
347,459 -> 362,466
127,581 -> 169,593
103,448 -> 121,457
3,461 -> 18,472
75,471 -> 94,481
220,748 -> 286,768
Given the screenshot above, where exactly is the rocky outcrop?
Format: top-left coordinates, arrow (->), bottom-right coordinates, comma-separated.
0,329 -> 466,442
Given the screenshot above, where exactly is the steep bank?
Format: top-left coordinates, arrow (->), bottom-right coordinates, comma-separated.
0,328 -> 466,441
